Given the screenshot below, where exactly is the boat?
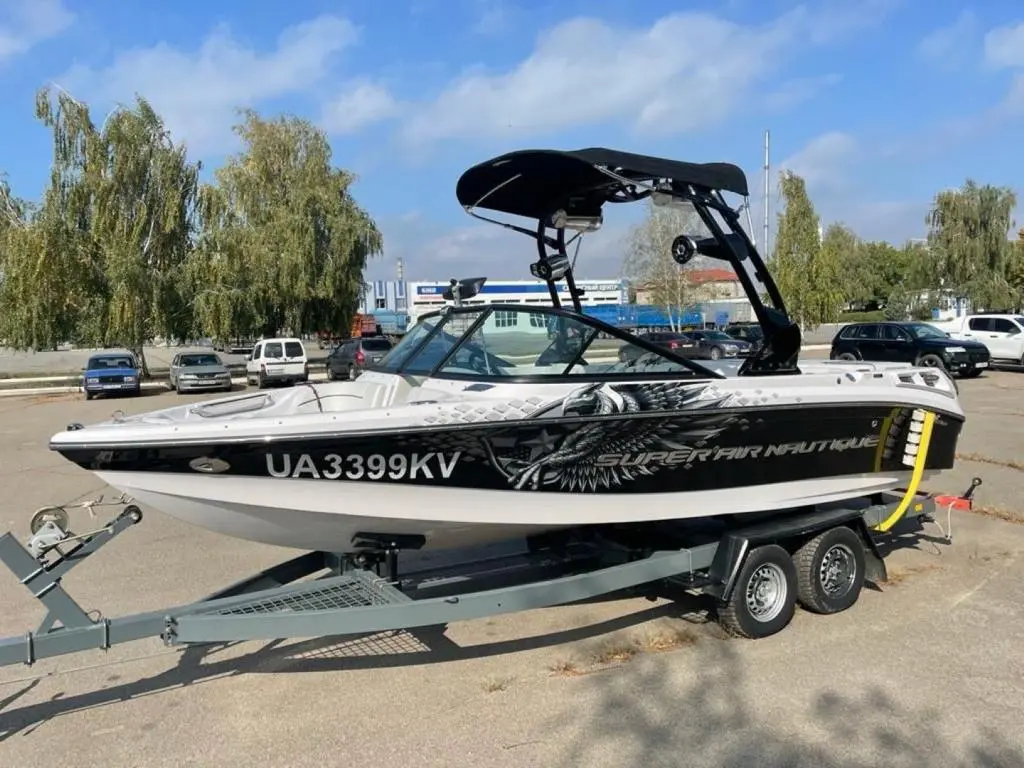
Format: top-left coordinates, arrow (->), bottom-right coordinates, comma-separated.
48,147 -> 966,554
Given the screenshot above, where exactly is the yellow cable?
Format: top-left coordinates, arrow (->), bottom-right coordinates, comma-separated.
873,410 -> 935,532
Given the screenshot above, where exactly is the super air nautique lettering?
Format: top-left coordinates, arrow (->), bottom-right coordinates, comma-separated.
593,436 -> 880,468
266,452 -> 462,480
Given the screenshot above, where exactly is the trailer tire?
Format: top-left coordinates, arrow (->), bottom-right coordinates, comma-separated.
717,544 -> 797,639
794,526 -> 865,615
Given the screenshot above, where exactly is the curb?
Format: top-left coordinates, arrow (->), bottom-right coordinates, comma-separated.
1,344 -> 835,387
0,373 -> 331,399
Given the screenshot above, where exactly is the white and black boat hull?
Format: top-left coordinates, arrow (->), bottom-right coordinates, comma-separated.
95,466 -> 936,553
55,380 -> 963,553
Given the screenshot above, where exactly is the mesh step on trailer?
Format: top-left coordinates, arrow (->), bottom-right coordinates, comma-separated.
203,569 -> 413,617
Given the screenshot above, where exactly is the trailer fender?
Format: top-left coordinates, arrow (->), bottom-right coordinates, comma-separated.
704,506 -> 877,603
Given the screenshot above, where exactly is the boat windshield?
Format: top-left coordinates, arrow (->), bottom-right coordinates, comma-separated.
372,306 -> 718,379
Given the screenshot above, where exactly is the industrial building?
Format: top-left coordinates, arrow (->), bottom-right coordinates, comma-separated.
355,272 -> 754,336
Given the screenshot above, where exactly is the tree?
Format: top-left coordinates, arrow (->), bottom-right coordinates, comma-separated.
925,180 -> 1018,311
0,87 -> 202,372
621,199 -> 711,330
771,171 -> 843,329
187,110 -> 382,340
1007,229 -> 1024,309
823,223 -> 864,306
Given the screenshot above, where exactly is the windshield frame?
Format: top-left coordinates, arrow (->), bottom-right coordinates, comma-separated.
179,353 -> 224,367
367,303 -> 724,382
904,323 -> 949,340
87,354 -> 136,370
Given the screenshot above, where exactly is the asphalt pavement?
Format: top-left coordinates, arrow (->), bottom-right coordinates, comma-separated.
0,369 -> 1021,766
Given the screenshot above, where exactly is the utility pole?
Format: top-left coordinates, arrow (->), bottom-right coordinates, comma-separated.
396,257 -> 406,312
763,129 -> 771,260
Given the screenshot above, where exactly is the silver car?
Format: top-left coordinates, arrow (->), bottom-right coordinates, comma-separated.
169,352 -> 235,394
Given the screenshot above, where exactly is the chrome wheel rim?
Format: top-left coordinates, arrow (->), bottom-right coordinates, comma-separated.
745,563 -> 787,622
819,543 -> 857,596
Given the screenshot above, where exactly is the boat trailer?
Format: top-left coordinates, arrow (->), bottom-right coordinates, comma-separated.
0,479 -> 982,669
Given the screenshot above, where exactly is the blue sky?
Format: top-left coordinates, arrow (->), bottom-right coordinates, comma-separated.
2,0 -> 1023,282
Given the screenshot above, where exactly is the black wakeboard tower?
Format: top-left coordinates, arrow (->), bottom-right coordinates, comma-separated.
454,147 -> 802,376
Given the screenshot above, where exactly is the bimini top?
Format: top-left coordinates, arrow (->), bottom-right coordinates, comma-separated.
455,147 -> 750,222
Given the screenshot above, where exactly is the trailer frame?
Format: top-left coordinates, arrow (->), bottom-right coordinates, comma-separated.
0,481 -> 978,669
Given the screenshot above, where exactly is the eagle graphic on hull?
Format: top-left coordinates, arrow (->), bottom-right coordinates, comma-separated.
482,381 -> 747,492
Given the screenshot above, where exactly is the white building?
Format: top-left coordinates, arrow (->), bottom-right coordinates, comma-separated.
407,278 -> 628,321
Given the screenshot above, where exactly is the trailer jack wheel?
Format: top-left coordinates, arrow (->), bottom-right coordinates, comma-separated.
717,544 -> 797,639
794,526 -> 866,615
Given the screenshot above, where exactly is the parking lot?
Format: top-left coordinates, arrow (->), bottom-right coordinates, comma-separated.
0,370 -> 1022,767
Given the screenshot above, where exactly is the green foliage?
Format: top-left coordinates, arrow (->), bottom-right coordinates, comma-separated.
0,91 -> 382,360
771,172 -> 844,329
926,180 -> 1019,311
838,310 -> 885,322
186,109 -> 382,339
0,87 -> 202,372
622,200 -> 709,329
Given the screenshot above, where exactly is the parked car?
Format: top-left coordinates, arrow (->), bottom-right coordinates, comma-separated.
81,351 -> 141,400
723,321 -> 764,355
830,321 -> 990,377
929,313 -> 1024,367
327,336 -> 394,380
681,329 -> 752,360
616,331 -> 698,362
245,337 -> 309,388
169,351 -> 234,394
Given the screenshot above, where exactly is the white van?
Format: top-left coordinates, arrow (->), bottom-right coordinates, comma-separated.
245,337 -> 309,388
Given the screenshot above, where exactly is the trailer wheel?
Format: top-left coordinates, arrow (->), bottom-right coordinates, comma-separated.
717,544 -> 797,639
794,526 -> 865,614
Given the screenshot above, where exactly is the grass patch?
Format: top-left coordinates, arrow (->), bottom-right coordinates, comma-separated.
589,640 -> 639,666
838,310 -> 886,322
548,658 -> 585,677
971,505 -> 1024,525
883,563 -> 942,585
956,452 -> 1024,473
636,626 -> 698,653
481,675 -> 515,693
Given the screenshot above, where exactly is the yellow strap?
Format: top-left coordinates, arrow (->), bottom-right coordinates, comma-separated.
873,410 -> 935,532
873,407 -> 899,472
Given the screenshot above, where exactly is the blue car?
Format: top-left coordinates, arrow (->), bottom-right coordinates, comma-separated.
82,351 -> 142,400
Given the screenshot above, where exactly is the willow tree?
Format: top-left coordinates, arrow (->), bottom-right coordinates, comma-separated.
0,165 -> 92,350
926,181 -> 1018,311
6,87 -> 202,372
771,171 -> 843,328
189,110 -> 383,339
621,199 -> 711,329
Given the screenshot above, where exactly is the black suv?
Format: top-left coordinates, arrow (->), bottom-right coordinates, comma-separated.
326,336 -> 394,380
723,321 -> 764,355
617,331 -> 698,362
830,321 -> 990,377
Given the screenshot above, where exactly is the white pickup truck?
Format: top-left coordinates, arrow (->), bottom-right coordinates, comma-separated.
930,313 -> 1024,365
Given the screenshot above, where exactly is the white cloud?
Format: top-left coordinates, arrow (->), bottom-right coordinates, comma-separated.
0,0 -> 74,63
916,10 -> 979,69
321,79 -> 401,135
763,73 -> 843,111
400,3 -> 895,146
58,15 -> 358,155
374,211 -> 634,282
777,131 -> 858,189
984,21 -> 1024,70
472,0 -> 510,36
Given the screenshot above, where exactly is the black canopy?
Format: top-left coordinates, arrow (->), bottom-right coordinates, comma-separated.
455,147 -> 750,221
